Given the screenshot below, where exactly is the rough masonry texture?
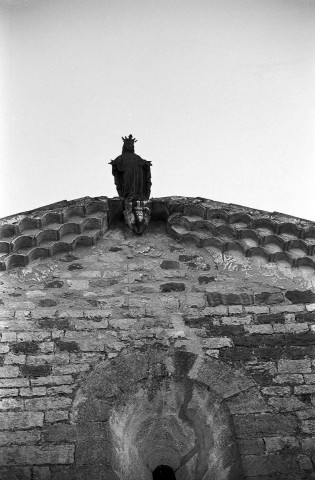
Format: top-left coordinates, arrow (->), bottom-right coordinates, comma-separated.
0,196 -> 315,479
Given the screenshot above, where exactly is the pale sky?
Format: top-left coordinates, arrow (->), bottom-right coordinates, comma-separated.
1,0 -> 315,220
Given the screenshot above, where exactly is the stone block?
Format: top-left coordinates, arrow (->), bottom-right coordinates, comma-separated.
0,378 -> 29,388
234,413 -> 297,438
0,430 -> 40,446
284,313 -> 296,323
244,325 -> 273,334
0,344 -> 9,354
298,454 -> 313,471
221,315 -> 252,326
17,332 -> 51,342
20,387 -> 46,397
181,294 -> 205,308
0,398 -> 24,410
306,303 -> 315,312
273,323 -> 309,334
33,466 -> 52,480
30,310 -> 58,320
52,365 -> 90,375
304,374 -> 315,384
43,424 -> 76,442
0,467 -> 31,479
0,445 -> 74,465
31,375 -> 74,386
228,305 -> 243,314
285,290 -> 315,304
278,359 -> 311,374
44,280 -> 64,289
0,388 -> 18,398
270,304 -> 305,314
238,438 -> 265,455
26,354 -> 69,366
262,386 -> 290,396
244,306 -> 269,314
301,420 -> 315,434
301,437 -> 315,453
160,260 -> 180,269
160,282 -> 185,292
0,366 -> 20,378
297,408 -> 315,420
242,454 -> 297,477
267,396 -> 307,412
254,291 -> 285,305
39,342 -> 55,353
24,397 -> 72,411
0,412 -> 44,430
45,410 -> 69,423
264,436 -> 298,453
12,341 -> 39,354
227,388 -> 271,414
0,332 -> 17,342
21,365 -> 52,378
203,306 -> 228,315
203,337 -> 233,349
66,280 -> 89,290
4,354 -> 27,365
295,385 -> 315,395
0,310 -> 14,318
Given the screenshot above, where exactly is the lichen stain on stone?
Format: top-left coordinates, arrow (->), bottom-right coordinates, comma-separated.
8,261 -> 60,284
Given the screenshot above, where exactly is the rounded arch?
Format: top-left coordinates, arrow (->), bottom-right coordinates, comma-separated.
71,349 -> 267,480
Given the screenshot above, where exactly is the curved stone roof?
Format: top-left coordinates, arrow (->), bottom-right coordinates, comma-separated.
0,195 -> 315,273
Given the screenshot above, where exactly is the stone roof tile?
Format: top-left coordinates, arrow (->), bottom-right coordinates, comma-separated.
0,195 -> 315,273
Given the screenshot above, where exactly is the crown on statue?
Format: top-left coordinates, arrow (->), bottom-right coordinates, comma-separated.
122,134 -> 138,146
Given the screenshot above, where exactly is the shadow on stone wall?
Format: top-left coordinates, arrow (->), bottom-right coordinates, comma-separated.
68,348 -> 265,480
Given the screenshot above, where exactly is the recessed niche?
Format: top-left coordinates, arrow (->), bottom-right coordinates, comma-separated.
153,465 -> 176,480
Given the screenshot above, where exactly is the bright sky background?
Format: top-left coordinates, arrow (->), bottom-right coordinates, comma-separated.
1,0 -> 315,221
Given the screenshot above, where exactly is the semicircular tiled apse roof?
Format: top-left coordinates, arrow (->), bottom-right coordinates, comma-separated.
0,196 -> 315,273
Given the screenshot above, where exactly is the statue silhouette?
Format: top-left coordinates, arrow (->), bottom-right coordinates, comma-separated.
110,135 -> 152,200
109,135 -> 152,234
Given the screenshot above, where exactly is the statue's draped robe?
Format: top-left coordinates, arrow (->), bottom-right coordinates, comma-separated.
110,152 -> 152,199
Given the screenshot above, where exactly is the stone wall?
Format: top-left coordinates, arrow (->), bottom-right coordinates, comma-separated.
1,216 -> 315,479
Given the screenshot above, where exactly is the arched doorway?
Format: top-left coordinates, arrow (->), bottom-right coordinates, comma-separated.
71,349 -> 262,479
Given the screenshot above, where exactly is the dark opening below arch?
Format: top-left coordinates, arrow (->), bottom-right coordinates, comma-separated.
153,465 -> 176,480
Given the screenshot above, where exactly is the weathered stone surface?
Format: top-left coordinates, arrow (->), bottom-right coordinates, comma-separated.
285,290 -> 315,304
44,281 -> 64,289
264,436 -> 298,453
12,341 -> 39,354
0,430 -> 40,446
254,291 -> 285,305
0,412 -> 44,430
160,260 -> 180,269
238,438 -> 265,455
227,388 -> 271,414
0,445 -> 74,465
159,282 -> 185,292
39,299 -> 58,307
43,424 -> 76,442
198,275 -> 216,285
21,365 -> 52,377
0,467 -> 31,480
278,359 -> 311,374
234,413 -> 297,438
24,397 -> 72,411
0,366 -> 20,378
242,453 -> 297,477
0,207 -> 314,477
